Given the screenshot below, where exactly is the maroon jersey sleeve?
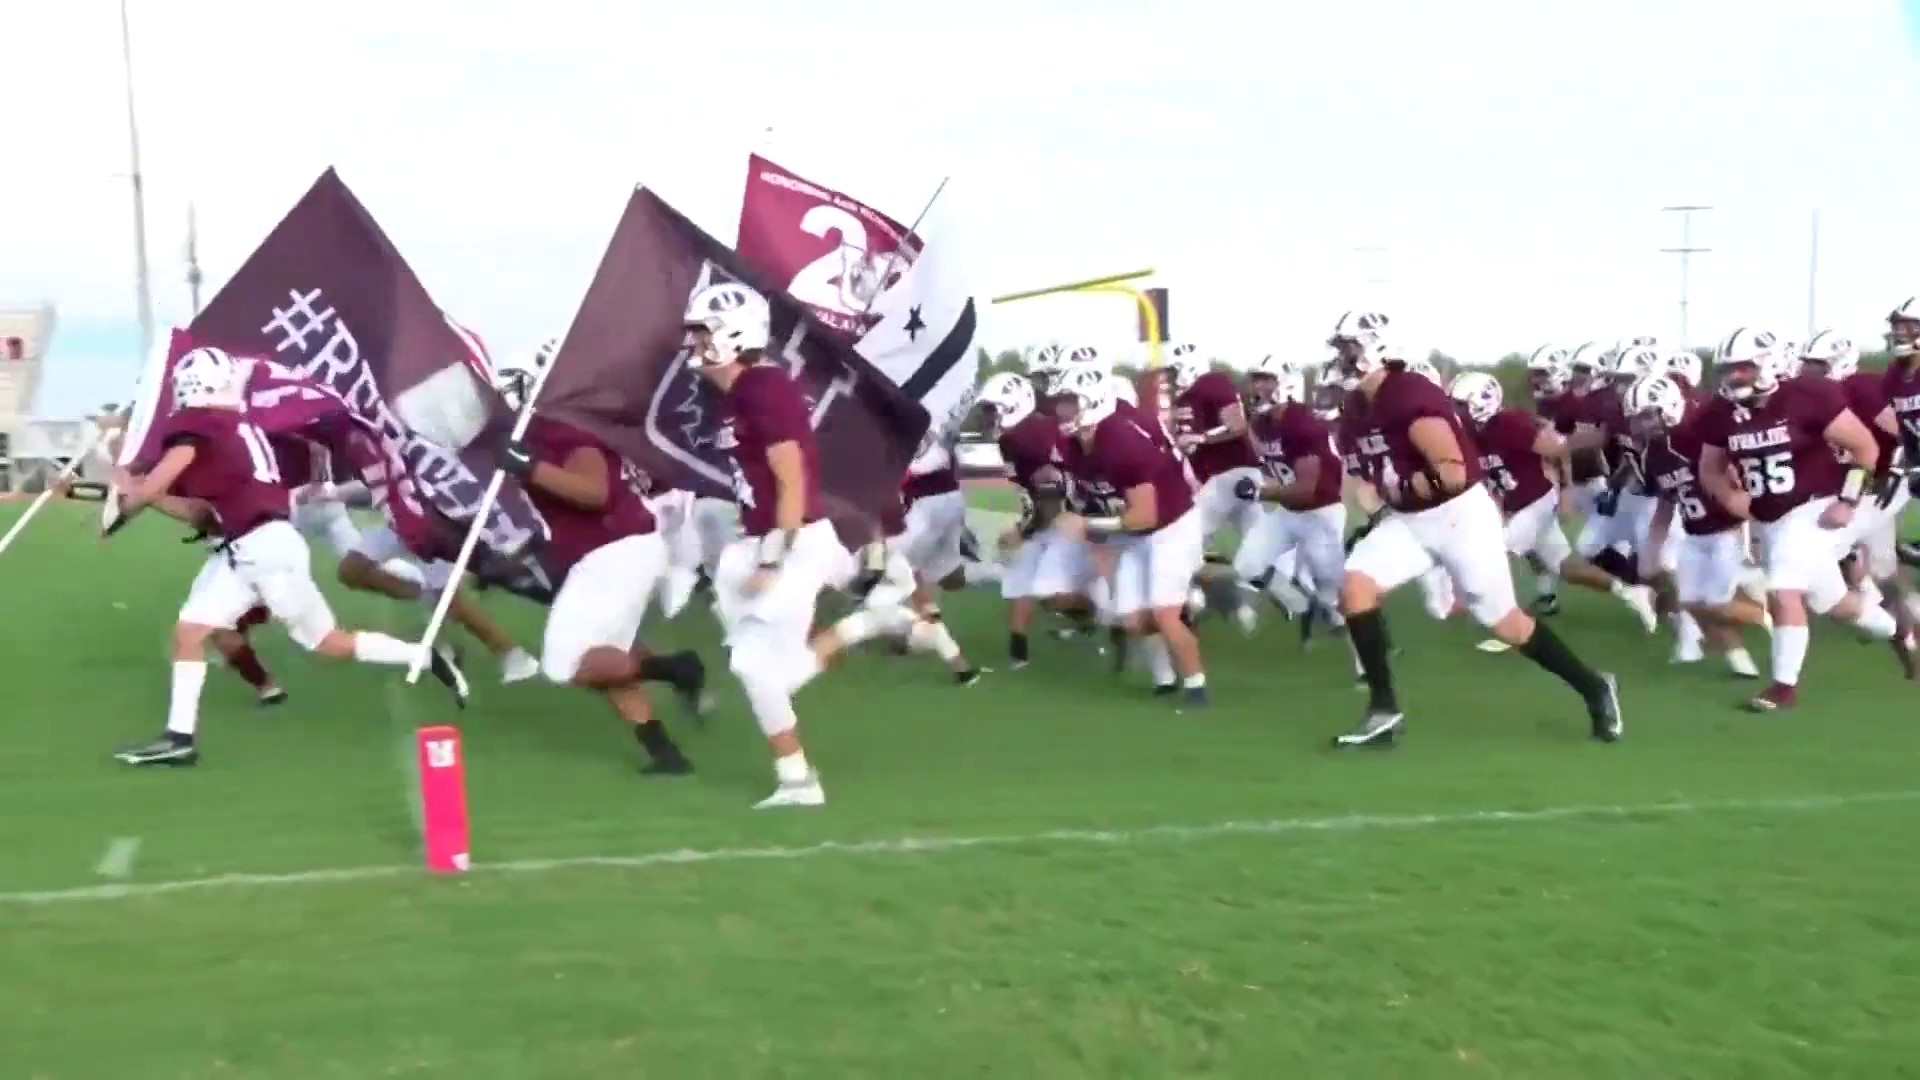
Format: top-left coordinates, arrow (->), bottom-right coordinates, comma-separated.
1378,371 -> 1485,511
523,419 -> 658,583
1478,409 -> 1551,512
1272,404 -> 1343,509
726,366 -> 824,536
1092,414 -> 1196,529
1176,371 -> 1258,480
1840,372 -> 1896,476
159,408 -> 292,539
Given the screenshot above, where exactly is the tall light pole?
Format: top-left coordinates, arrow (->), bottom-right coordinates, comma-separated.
1806,210 -> 1820,336
1660,206 -> 1711,350
186,202 -> 204,316
119,0 -> 156,357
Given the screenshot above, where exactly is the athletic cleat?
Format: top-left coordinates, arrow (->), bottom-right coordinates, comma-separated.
1531,593 -> 1561,617
1745,682 -> 1797,713
115,732 -> 198,767
428,644 -> 470,708
499,647 -> 541,685
754,774 -> 826,809
1724,649 -> 1760,680
955,667 -> 986,687
1152,682 -> 1179,697
1587,673 -> 1623,742
640,752 -> 694,777
1475,639 -> 1512,654
257,687 -> 289,707
1334,710 -> 1402,747
1179,686 -> 1210,711
1620,585 -> 1660,634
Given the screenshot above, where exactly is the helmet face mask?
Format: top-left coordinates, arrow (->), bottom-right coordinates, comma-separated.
682,283 -> 771,369
172,347 -> 244,411
1714,328 -> 1780,401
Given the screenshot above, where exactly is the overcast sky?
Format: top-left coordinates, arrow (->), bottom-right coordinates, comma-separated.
7,0 -> 1920,415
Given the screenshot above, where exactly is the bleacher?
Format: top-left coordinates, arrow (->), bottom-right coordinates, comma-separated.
0,304 -> 57,493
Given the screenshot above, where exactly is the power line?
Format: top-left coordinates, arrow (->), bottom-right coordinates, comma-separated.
1660,205 -> 1711,350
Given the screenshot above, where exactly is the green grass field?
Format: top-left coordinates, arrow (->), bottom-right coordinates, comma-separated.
5,491 -> 1920,1078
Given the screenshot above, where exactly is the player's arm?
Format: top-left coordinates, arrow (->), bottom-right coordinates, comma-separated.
526,447 -> 614,512
117,442 -> 197,516
1196,400 -> 1249,445
150,494 -> 214,529
1640,497 -> 1675,581
1066,481 -> 1159,538
1403,417 -> 1470,502
1530,426 -> 1572,489
753,440 -> 811,570
1697,444 -> 1749,519
1825,409 -> 1880,504
1253,454 -> 1322,507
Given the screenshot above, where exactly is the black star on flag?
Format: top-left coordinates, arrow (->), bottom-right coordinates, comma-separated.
903,305 -> 927,341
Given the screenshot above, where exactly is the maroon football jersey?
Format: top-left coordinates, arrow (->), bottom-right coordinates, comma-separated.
998,412 -> 1063,495
1643,419 -> 1742,536
1057,434 -> 1122,516
1554,389 -> 1608,483
1173,370 -> 1258,481
1251,401 -> 1342,510
1839,371 -> 1897,478
158,407 -> 292,539
1473,408 -> 1553,513
1884,360 -> 1920,465
1695,379 -> 1848,522
1345,369 -> 1485,513
719,364 -> 823,537
520,417 -> 657,582
1087,411 -> 1196,529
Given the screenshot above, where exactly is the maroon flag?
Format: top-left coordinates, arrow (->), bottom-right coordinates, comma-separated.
118,170 -> 556,600
534,187 -> 928,539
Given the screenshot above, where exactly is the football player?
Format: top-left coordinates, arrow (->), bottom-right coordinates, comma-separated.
978,372 -> 1089,666
1447,372 -> 1659,645
493,414 -> 705,775
1627,373 -> 1765,678
108,347 -> 468,767
1053,367 -> 1210,707
684,282 -> 848,808
1694,328 -> 1904,711
1164,345 -> 1264,543
1234,356 -> 1346,640
1326,316 -> 1621,747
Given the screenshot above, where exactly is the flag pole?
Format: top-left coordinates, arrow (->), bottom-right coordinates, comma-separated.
118,0 -> 156,360
404,318 -> 569,683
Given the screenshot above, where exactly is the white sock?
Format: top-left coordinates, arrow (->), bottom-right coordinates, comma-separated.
907,618 -> 962,662
1182,671 -> 1207,689
1675,611 -> 1704,650
1141,635 -> 1176,685
1849,605 -> 1898,641
166,660 -> 208,738
774,750 -> 812,785
1608,580 -> 1632,598
1771,624 -> 1811,686
1726,647 -> 1757,675
835,604 -> 914,647
1267,577 -> 1311,616
353,631 -> 417,665
1536,572 -> 1559,596
1089,579 -> 1116,624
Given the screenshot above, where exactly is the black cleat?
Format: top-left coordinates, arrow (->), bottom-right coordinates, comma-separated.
1152,682 -> 1179,697
1179,685 -> 1210,711
641,752 -> 694,777
670,651 -> 713,723
1587,673 -> 1623,742
428,645 -> 470,709
115,732 -> 199,767
1298,601 -> 1319,649
258,687 -> 289,708
1531,593 -> 1562,617
954,667 -> 985,687
1333,710 -> 1402,748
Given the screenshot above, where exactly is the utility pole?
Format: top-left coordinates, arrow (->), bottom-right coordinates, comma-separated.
1806,210 -> 1819,336
119,0 -> 155,358
1660,205 -> 1711,351
186,202 -> 204,315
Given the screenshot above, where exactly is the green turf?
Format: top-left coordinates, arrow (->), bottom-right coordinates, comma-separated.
4,495 -> 1920,1078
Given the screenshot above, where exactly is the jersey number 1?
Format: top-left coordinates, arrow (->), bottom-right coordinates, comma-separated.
237,423 -> 282,484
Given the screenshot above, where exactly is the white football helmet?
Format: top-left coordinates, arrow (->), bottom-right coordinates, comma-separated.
683,282 -> 771,367
1448,371 -> 1503,425
1167,344 -> 1207,392
173,347 -> 244,410
1714,327 -> 1783,401
1664,350 -> 1703,389
1526,345 -> 1571,396
976,372 -> 1036,432
1406,352 -> 1440,385
1247,355 -> 1300,411
1055,365 -> 1114,433
1566,341 -> 1608,387
1029,343 -> 1066,378
1889,297 -> 1920,358
1624,373 -> 1689,431
1064,345 -> 1107,371
1610,345 -> 1661,384
1799,330 -> 1859,381
1327,311 -> 1392,386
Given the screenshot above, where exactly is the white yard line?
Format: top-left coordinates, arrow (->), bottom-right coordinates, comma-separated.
4,789 -> 1915,907
93,837 -> 141,880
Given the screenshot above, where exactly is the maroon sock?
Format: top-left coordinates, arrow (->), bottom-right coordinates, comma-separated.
225,643 -> 274,690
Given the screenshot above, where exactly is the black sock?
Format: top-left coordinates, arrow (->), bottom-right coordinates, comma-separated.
636,651 -> 692,689
633,721 -> 682,759
1009,632 -> 1030,662
1518,622 -> 1605,699
1345,608 -> 1399,713
1592,548 -> 1639,584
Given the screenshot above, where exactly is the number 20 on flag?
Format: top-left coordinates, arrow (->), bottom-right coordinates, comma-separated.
415,725 -> 471,874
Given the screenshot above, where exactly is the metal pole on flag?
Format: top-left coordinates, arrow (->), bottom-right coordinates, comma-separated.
0,426 -> 105,559
403,346 -> 566,684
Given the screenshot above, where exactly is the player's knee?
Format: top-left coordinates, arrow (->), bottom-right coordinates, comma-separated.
172,622 -> 215,655
1339,571 -> 1381,612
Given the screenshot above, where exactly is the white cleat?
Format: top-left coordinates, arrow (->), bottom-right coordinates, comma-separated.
754,775 -> 826,810
1233,603 -> 1258,637
499,648 -> 541,684
1725,648 -> 1759,679
1475,638 -> 1512,653
1621,585 -> 1660,634
1670,641 -> 1705,664
661,567 -> 699,619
